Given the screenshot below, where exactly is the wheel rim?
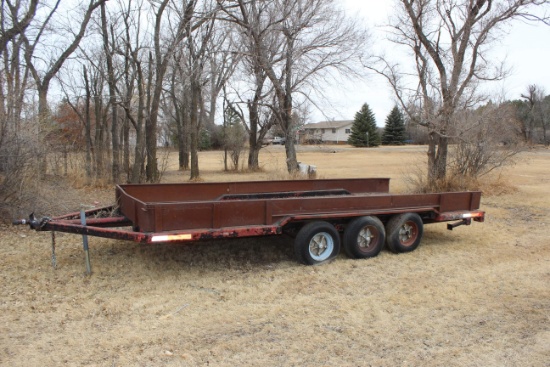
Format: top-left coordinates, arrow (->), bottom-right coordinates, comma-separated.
357,225 -> 379,253
398,221 -> 418,247
308,232 -> 334,261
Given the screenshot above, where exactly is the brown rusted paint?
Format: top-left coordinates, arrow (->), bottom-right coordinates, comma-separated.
218,189 -> 351,201
116,178 -> 390,203
22,179 -> 484,246
168,225 -> 282,243
40,216 -> 282,244
115,180 -> 484,233
54,217 -> 132,227
35,208 -> 484,246
41,221 -> 149,243
116,179 -> 391,232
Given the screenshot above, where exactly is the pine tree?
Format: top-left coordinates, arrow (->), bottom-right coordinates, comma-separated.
382,106 -> 407,145
348,103 -> 380,147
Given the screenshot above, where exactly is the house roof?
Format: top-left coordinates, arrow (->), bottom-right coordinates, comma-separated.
302,120 -> 353,130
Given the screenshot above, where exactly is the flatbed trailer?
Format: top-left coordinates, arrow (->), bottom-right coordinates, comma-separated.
14,178 -> 484,266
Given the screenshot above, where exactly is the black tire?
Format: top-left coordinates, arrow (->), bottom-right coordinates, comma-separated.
385,213 -> 424,253
343,216 -> 385,259
294,221 -> 341,265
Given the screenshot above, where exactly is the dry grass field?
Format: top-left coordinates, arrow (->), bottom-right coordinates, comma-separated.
1,145 -> 549,367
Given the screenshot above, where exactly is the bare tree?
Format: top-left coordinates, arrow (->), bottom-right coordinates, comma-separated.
120,1 -> 148,183
0,23 -> 30,143
0,0 -> 38,53
521,84 -> 549,145
144,0 -> 220,182
450,103 -> 523,179
220,0 -> 367,173
22,0 -> 106,130
0,0 -> 39,216
1,0 -> 39,144
215,14 -> 276,171
165,49 -> 191,170
204,23 -> 240,130
543,95 -> 550,146
19,0 -> 107,178
222,103 -> 246,170
370,0 -> 549,182
100,2 -> 120,182
89,0 -> 153,184
184,1 -> 221,179
57,64 -> 96,182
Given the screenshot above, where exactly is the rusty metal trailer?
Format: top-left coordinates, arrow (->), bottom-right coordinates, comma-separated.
14,178 -> 484,268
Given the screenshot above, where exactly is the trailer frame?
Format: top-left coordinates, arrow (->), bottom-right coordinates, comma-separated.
14,178 -> 485,272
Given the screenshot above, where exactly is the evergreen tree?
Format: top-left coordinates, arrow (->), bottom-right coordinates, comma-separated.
382,106 -> 407,145
348,103 -> 380,147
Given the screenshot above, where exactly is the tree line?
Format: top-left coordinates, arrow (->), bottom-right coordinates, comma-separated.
1,0 -> 549,216
349,89 -> 550,149
0,0 -> 366,185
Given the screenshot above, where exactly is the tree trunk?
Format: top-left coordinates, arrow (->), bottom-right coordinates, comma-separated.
173,96 -> 189,170
247,100 -> 260,170
37,85 -> 50,176
93,92 -> 105,178
101,4 -> 119,183
83,67 -> 92,181
122,116 -> 130,180
130,102 -> 146,183
189,126 -> 199,179
175,115 -> 185,170
145,114 -> 157,182
282,100 -> 298,173
285,138 -> 298,173
427,132 -> 448,182
248,144 -> 260,170
181,118 -> 190,170
282,37 -> 298,173
189,71 -> 201,179
130,131 -> 146,183
128,61 -> 146,183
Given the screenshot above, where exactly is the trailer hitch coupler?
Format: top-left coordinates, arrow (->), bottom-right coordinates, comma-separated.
12,213 -> 48,230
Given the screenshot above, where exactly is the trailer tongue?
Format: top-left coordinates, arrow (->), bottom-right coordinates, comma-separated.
14,178 -> 484,270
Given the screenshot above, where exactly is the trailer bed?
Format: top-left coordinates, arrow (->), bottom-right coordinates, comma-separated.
15,178 -> 485,268
115,178 -> 481,234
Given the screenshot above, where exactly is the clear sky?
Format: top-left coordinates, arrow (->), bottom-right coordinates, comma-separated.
312,0 -> 550,126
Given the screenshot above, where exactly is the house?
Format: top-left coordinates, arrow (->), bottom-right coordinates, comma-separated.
299,120 -> 353,144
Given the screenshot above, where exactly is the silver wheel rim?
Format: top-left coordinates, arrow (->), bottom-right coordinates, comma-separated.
358,226 -> 375,249
398,222 -> 416,246
308,232 -> 334,261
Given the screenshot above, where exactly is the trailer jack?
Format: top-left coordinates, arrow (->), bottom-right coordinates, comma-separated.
447,218 -> 471,230
14,211 -> 92,275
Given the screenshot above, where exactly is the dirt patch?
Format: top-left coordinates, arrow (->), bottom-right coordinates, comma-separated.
1,146 -> 549,366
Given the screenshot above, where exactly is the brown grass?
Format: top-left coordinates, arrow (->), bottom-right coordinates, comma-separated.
1,145 -> 549,366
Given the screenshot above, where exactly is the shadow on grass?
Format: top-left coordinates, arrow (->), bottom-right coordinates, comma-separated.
53,225 -> 462,277
85,234 -> 297,274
